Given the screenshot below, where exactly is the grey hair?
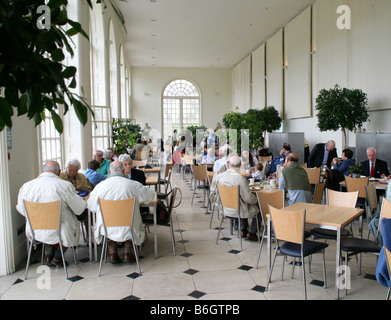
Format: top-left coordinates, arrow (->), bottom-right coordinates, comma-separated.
229,154 -> 241,168
367,147 -> 377,154
93,149 -> 103,156
65,159 -> 81,170
118,153 -> 131,162
43,161 -> 61,174
110,161 -> 124,173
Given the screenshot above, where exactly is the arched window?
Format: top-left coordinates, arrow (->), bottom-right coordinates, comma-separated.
162,79 -> 200,139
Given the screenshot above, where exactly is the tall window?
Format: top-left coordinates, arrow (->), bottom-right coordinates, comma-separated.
162,79 -> 200,139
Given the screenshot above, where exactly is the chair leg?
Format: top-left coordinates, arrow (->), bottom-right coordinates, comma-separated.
58,241 -> 68,279
322,250 -> 327,289
387,287 -> 391,300
255,230 -> 266,269
169,217 -> 176,256
216,215 -> 224,245
131,237 -> 142,276
98,237 -> 107,277
301,254 -> 307,300
266,245 -> 279,291
209,205 -> 215,229
24,240 -> 34,280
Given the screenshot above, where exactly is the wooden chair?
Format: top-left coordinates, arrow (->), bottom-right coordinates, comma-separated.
132,160 -> 147,168
313,182 -> 326,204
182,154 -> 193,179
23,200 -> 76,280
266,205 -> 328,300
216,184 -> 244,251
365,183 -> 379,239
191,164 -> 209,207
340,197 -> 391,293
254,190 -> 285,268
98,197 -> 141,276
136,150 -> 147,161
304,167 -> 321,185
345,176 -> 369,208
160,164 -> 173,193
260,155 -> 272,164
310,189 -> 359,240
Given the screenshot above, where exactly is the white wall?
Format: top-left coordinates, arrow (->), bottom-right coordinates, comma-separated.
131,67 -> 232,136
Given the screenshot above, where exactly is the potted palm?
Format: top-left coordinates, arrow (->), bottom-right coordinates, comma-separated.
349,164 -> 364,178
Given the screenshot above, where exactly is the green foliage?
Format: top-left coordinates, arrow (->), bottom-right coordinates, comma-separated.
222,106 -> 282,152
0,0 -> 93,133
112,118 -> 141,155
186,125 -> 208,147
315,84 -> 370,133
349,164 -> 364,175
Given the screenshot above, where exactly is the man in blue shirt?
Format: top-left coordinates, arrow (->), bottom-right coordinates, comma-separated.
84,160 -> 106,187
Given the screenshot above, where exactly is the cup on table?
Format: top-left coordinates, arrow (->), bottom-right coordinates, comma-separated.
249,178 -> 255,186
270,179 -> 276,188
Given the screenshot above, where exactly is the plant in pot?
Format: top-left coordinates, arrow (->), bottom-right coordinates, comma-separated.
112,118 -> 141,156
349,164 -> 364,178
315,84 -> 370,148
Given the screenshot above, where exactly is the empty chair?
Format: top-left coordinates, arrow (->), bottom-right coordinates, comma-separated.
266,205 -> 328,300
345,176 -> 369,208
191,164 -> 209,208
255,189 -> 285,268
304,167 -> 321,185
142,186 -> 179,256
310,189 -> 359,240
98,197 -> 141,276
366,182 -> 379,239
313,181 -> 326,204
342,197 -> 391,288
160,163 -> 173,188
23,200 -> 76,280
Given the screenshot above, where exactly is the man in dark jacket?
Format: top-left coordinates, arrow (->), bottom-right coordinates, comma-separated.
307,140 -> 338,168
360,147 -> 390,179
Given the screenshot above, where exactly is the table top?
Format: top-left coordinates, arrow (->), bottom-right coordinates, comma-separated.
137,166 -> 160,173
340,179 -> 388,190
280,202 -> 364,229
146,176 -> 159,184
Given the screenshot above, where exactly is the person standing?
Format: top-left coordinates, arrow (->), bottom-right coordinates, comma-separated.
307,140 -> 338,168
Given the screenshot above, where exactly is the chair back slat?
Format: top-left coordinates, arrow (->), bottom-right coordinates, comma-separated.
256,190 -> 284,222
192,164 -> 207,181
365,183 -> 378,213
326,189 -> 358,208
313,182 -> 326,204
260,156 -> 272,163
24,200 -> 61,230
345,176 -> 369,198
269,205 -> 305,245
99,198 -> 135,228
165,163 -> 173,178
217,184 -> 239,210
379,198 -> 391,233
304,167 -> 321,184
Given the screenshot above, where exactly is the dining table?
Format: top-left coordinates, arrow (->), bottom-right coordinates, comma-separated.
267,202 -> 364,300
139,166 -> 162,192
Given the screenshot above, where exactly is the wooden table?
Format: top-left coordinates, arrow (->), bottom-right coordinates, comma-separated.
340,179 -> 388,190
141,166 -> 161,192
267,202 -> 364,300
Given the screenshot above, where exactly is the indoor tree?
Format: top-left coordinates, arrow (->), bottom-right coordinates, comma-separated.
315,84 -> 370,148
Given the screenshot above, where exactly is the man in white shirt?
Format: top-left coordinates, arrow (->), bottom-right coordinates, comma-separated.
87,161 -> 155,264
16,161 -> 87,266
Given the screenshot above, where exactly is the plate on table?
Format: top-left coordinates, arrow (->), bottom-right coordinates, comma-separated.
250,186 -> 261,191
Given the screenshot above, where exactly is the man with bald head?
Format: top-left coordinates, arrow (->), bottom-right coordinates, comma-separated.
17,160 -> 87,266
87,161 -> 155,264
279,153 -> 312,205
307,140 -> 338,168
213,154 -> 260,241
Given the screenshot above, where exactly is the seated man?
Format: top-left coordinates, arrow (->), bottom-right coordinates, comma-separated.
213,155 -> 260,241
360,147 -> 390,179
93,149 -> 111,176
87,161 -> 155,264
308,140 -> 338,168
279,153 -> 312,205
16,161 -> 87,266
83,160 -> 106,187
118,153 -> 146,185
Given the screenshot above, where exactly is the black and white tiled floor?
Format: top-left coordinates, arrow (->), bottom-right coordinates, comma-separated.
0,170 -> 388,300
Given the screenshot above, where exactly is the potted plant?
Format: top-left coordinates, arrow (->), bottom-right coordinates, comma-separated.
112,118 -> 141,156
349,164 -> 364,178
315,84 -> 370,148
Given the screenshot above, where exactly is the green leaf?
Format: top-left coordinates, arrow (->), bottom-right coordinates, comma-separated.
51,48 -> 65,62
67,20 -> 89,40
0,97 -> 14,128
50,109 -> 63,133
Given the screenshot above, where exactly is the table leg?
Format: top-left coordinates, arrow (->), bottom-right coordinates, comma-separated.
88,210 -> 92,262
335,227 -> 341,300
267,216 -> 271,282
93,211 -> 98,262
154,203 -> 158,259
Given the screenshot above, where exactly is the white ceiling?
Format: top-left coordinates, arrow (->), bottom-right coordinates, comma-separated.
117,0 -> 315,68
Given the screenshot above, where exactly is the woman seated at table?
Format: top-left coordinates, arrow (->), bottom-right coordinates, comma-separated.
241,149 -> 258,172
332,148 -> 355,176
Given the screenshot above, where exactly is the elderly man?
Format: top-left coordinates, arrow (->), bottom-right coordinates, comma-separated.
213,154 -> 260,241
360,147 -> 390,179
87,161 -> 155,264
279,153 -> 312,205
307,140 -> 338,168
93,149 -> 111,176
16,161 -> 87,266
